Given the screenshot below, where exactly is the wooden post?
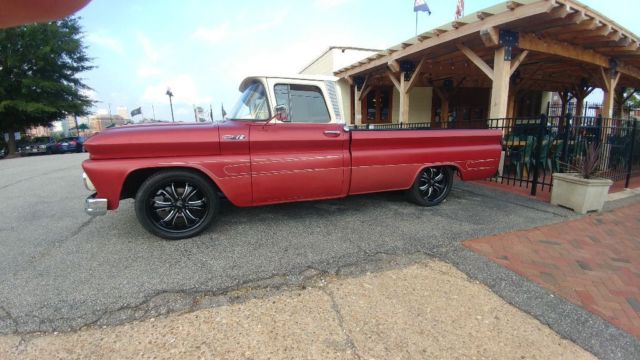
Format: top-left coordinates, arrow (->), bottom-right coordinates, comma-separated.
507,92 -> 516,118
489,47 -> 511,120
600,67 -> 621,118
442,99 -> 450,128
354,86 -> 362,125
400,73 -> 410,124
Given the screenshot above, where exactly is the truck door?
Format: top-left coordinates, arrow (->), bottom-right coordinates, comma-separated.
250,82 -> 348,205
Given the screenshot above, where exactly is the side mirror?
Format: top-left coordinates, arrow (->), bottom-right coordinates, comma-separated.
274,105 -> 289,122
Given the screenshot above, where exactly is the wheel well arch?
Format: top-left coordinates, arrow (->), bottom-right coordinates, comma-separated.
412,163 -> 462,184
120,166 -> 222,200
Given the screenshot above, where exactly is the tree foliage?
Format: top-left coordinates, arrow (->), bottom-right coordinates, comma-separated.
0,17 -> 94,152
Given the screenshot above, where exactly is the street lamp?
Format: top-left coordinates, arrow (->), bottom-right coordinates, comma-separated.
166,88 -> 175,122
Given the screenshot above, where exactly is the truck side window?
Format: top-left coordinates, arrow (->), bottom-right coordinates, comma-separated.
274,84 -> 331,123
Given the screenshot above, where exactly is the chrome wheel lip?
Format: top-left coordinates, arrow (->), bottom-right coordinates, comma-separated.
147,181 -> 209,234
417,168 -> 448,202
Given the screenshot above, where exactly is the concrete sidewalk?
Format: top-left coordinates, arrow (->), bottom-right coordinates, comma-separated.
0,259 -> 592,359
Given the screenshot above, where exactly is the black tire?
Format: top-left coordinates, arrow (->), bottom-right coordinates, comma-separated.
135,170 -> 219,240
406,166 -> 453,207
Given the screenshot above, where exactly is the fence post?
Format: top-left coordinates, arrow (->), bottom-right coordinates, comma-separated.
625,119 -> 637,188
560,113 -> 572,172
531,114 -> 548,196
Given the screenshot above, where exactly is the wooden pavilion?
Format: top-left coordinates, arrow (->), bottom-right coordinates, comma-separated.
333,0 -> 640,127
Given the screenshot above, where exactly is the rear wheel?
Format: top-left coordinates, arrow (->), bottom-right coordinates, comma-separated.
135,170 -> 219,240
406,167 -> 453,207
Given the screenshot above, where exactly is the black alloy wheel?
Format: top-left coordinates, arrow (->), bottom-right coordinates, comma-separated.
135,170 -> 219,240
406,166 -> 453,207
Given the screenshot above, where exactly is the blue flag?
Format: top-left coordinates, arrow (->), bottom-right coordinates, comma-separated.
414,0 -> 431,14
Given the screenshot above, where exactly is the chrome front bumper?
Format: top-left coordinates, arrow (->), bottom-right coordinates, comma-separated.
85,193 -> 108,216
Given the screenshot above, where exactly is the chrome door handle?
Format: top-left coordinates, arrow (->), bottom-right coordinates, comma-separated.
323,130 -> 341,137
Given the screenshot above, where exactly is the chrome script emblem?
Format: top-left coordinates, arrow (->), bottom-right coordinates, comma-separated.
222,134 -> 247,141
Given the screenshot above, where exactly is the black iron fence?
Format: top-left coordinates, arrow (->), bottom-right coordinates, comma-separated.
350,115 -> 640,196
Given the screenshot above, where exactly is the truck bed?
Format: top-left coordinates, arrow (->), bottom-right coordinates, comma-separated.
348,127 -> 502,195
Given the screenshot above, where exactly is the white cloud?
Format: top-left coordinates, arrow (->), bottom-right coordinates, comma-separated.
86,33 -> 124,54
137,65 -> 163,78
191,23 -> 231,44
142,74 -> 212,106
137,33 -> 161,63
191,9 -> 288,45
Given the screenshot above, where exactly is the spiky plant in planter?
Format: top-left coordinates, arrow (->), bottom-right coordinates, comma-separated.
551,141 -> 612,214
577,142 -> 602,179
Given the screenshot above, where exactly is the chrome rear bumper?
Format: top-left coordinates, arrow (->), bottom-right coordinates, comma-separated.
85,193 -> 108,216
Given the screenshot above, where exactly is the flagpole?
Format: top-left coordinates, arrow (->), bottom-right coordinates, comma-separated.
415,12 -> 418,36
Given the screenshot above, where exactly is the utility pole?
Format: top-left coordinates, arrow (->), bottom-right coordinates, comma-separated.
108,103 -> 113,125
193,105 -> 198,122
152,104 -> 156,121
166,89 -> 175,122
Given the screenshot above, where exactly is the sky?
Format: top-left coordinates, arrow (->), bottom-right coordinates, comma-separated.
75,0 -> 639,122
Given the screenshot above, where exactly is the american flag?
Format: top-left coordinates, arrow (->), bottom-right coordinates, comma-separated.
455,0 -> 465,20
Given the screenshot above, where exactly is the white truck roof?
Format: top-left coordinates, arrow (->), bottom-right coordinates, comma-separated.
239,74 -> 339,91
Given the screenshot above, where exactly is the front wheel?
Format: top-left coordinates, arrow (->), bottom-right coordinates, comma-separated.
135,170 -> 219,240
406,167 -> 453,207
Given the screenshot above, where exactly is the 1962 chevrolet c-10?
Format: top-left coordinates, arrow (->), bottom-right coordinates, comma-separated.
82,75 -> 502,239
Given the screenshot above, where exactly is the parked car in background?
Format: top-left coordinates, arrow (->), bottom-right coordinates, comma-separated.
18,136 -> 55,156
51,136 -> 86,153
0,139 -> 7,159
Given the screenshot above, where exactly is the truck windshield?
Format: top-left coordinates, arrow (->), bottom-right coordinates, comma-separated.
228,82 -> 270,121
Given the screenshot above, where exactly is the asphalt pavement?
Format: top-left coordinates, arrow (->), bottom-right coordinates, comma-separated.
0,153 -> 578,335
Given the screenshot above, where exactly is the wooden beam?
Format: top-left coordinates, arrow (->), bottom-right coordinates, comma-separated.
480,27 -> 500,47
519,33 -> 609,67
345,76 -> 354,86
456,43 -> 494,80
387,71 -> 401,92
548,4 -> 571,19
405,58 -> 426,93
359,85 -> 373,101
518,33 -> 640,80
607,30 -> 623,42
510,50 -> 529,76
334,0 -> 558,78
452,21 -> 467,29
506,1 -> 523,11
476,11 -> 493,20
387,60 -> 400,73
591,24 -> 612,37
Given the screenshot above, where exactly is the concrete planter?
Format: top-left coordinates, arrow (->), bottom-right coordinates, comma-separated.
551,173 -> 613,214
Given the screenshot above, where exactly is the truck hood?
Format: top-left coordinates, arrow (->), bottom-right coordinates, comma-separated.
85,123 -> 220,160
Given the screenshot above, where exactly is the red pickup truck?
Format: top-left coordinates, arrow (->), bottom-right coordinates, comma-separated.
83,75 -> 502,239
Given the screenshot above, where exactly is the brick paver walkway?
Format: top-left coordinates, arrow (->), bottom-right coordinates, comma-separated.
464,202 -> 640,339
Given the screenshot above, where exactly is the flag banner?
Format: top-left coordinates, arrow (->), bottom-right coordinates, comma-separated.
414,0 -> 431,14
131,107 -> 142,117
455,0 -> 464,20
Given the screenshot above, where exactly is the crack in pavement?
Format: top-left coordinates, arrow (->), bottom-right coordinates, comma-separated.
321,286 -> 363,359
0,166 -> 77,191
0,251 -> 436,337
